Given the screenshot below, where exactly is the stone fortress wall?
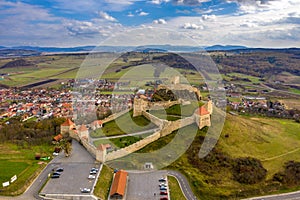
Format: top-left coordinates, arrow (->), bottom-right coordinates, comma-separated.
65,76 -> 212,163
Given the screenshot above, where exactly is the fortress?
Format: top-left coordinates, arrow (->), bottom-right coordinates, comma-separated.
60,76 -> 212,164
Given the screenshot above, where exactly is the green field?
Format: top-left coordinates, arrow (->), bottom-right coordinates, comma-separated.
90,111 -> 157,137
0,143 -> 53,196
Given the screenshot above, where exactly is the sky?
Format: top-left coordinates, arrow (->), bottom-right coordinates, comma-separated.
0,0 -> 300,47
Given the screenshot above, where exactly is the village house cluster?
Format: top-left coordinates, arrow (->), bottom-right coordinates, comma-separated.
0,88 -> 73,121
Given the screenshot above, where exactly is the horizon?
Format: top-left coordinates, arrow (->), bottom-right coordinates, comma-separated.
1,0 -> 300,48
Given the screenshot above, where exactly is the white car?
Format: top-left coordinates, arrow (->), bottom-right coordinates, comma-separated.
88,175 -> 96,179
80,188 -> 91,193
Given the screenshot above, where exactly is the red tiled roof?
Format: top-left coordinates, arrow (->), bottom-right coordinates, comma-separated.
53,134 -> 63,141
195,106 -> 210,116
61,118 -> 74,126
78,124 -> 88,132
110,170 -> 128,197
97,144 -> 106,151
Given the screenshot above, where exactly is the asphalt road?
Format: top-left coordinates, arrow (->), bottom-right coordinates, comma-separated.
167,170 -> 198,200
246,191 -> 300,200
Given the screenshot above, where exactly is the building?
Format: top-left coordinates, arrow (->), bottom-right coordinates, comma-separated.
194,105 -> 211,129
110,170 -> 128,199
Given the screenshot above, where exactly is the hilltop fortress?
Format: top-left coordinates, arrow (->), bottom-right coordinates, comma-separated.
60,76 -> 212,164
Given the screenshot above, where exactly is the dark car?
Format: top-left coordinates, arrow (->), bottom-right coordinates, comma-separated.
160,197 -> 168,200
56,167 -> 64,172
51,174 -> 60,178
91,167 -> 98,172
52,172 -> 61,176
160,191 -> 168,195
159,178 -> 166,182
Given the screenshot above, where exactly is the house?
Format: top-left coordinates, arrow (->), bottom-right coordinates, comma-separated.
110,170 -> 128,199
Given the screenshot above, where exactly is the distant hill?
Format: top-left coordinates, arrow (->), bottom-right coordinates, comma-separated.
0,44 -> 250,54
0,49 -> 40,58
204,45 -> 248,51
0,59 -> 35,69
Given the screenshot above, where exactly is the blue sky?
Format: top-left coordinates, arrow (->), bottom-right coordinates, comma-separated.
0,0 -> 300,47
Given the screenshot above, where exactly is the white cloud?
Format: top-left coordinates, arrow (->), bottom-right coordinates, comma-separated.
182,22 -> 203,29
153,19 -> 167,24
173,0 -> 211,6
151,0 -> 171,4
99,11 -> 117,22
127,12 -> 134,17
201,14 -> 216,21
139,11 -> 149,16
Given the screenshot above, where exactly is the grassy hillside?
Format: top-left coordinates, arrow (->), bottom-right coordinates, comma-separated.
136,115 -> 300,199
219,115 -> 300,178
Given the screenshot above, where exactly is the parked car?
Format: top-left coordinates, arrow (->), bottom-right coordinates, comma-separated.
159,183 -> 167,187
56,167 -> 64,172
159,178 -> 166,182
160,191 -> 168,195
52,152 -> 59,156
52,172 -> 61,176
52,167 -> 64,172
51,174 -> 60,178
88,175 -> 96,179
80,188 -> 91,193
91,167 -> 98,172
160,197 -> 168,200
160,187 -> 167,191
90,170 -> 97,174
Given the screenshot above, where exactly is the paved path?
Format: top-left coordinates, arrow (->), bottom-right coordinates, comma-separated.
167,170 -> 198,200
246,190 -> 300,200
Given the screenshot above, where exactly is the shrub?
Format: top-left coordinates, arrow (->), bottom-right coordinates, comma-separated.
232,157 -> 267,184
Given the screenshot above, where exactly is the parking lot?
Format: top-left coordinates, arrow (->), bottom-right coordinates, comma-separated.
126,171 -> 170,200
40,140 -> 101,198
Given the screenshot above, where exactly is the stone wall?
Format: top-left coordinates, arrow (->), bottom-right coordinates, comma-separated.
106,130 -> 161,161
142,111 -> 164,128
101,109 -> 130,124
160,116 -> 195,137
81,138 -> 97,158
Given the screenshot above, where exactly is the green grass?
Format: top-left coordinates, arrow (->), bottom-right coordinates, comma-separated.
168,176 -> 187,200
94,165 -> 114,200
93,133 -> 153,149
150,101 -> 204,119
219,115 -> 300,178
90,111 -> 157,137
0,143 -> 53,196
289,88 -> 300,95
136,115 -> 300,199
226,72 -> 262,84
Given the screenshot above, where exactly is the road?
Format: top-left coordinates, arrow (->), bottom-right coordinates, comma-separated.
246,190 -> 300,200
167,170 -> 198,200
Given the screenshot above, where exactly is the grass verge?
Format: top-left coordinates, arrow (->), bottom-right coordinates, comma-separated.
94,165 -> 114,200
168,176 -> 187,200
